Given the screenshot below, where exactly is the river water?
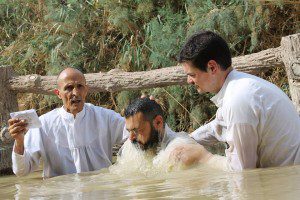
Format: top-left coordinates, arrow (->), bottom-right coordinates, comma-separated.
1,140 -> 300,199
1,164 -> 300,199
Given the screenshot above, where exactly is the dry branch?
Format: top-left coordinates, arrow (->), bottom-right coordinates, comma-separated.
7,47 -> 283,95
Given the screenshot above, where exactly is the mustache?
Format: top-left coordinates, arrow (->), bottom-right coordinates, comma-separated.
70,97 -> 82,103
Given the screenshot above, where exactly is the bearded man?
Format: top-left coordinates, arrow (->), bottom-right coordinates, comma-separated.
119,98 -> 206,168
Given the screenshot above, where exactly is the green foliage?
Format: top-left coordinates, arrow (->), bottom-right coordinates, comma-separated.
116,90 -> 140,113
0,0 -> 298,145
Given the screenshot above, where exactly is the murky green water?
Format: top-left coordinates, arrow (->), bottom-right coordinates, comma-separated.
1,165 -> 300,199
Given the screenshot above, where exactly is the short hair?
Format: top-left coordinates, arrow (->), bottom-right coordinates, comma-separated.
177,30 -> 232,71
124,98 -> 164,122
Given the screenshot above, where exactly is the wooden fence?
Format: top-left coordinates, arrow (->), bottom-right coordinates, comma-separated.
0,33 -> 299,173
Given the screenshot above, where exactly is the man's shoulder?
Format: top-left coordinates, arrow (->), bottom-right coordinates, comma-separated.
85,103 -> 123,123
164,126 -> 195,149
174,132 -> 195,143
85,103 -> 118,115
39,108 -> 60,120
229,71 -> 278,93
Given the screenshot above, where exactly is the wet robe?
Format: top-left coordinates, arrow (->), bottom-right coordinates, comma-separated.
12,103 -> 127,178
191,70 -> 300,170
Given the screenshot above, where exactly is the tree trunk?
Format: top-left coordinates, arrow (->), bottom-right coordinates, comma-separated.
0,66 -> 18,173
8,47 -> 283,95
281,33 -> 300,114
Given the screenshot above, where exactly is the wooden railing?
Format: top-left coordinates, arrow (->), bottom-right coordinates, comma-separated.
0,33 -> 299,173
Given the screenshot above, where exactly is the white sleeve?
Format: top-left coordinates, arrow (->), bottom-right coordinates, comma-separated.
12,129 -> 41,176
203,123 -> 258,171
225,123 -> 258,170
190,119 -> 221,146
108,111 -> 127,145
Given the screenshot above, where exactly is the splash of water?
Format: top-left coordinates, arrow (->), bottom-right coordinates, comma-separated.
109,136 -> 196,177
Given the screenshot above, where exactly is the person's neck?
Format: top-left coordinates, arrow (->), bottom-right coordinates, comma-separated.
224,66 -> 233,79
158,128 -> 165,144
153,128 -> 165,154
213,67 -> 233,94
63,107 -> 79,118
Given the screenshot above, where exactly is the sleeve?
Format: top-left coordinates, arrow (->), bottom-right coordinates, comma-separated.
225,123 -> 258,170
108,111 -> 128,145
12,128 -> 42,176
190,119 -> 221,146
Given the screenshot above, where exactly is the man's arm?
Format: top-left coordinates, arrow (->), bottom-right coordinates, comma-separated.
225,123 -> 258,170
8,118 -> 42,176
108,110 -> 128,145
171,123 -> 258,171
190,119 -> 221,146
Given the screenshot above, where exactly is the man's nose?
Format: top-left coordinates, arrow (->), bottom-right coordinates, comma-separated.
72,87 -> 80,95
130,132 -> 136,141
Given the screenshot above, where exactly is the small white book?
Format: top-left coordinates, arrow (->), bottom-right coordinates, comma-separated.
10,109 -> 42,129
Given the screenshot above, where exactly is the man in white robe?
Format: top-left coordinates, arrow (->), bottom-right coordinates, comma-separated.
171,30 -> 300,170
8,68 -> 127,178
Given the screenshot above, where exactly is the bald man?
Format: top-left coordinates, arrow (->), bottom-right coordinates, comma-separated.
8,68 -> 127,178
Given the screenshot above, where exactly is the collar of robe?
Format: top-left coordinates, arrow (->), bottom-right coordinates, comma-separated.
210,69 -> 236,108
158,124 -> 177,151
59,103 -> 87,122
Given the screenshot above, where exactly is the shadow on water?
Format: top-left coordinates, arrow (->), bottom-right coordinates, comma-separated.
1,165 -> 300,199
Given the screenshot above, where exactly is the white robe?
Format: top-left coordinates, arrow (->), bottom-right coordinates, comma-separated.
12,103 -> 127,178
191,70 -> 300,171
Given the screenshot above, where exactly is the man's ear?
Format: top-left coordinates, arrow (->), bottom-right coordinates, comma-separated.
153,115 -> 164,130
54,89 -> 61,99
207,60 -> 219,74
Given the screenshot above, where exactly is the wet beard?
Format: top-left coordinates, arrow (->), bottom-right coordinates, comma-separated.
132,126 -> 161,152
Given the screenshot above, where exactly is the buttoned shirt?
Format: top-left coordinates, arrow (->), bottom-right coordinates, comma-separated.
12,103 -> 127,178
191,70 -> 300,170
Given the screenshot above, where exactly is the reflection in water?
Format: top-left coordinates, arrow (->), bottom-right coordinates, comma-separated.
1,165 -> 300,199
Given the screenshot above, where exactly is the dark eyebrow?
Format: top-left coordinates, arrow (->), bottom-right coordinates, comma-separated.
187,73 -> 195,76
126,128 -> 138,132
64,84 -> 73,88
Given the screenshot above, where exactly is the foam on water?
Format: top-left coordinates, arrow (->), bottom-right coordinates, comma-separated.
109,136 -> 197,176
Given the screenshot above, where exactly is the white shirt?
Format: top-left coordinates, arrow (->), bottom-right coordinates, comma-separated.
191,70 -> 300,171
160,124 -> 196,150
12,103 -> 127,178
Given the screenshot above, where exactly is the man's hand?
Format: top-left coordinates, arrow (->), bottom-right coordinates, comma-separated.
8,118 -> 27,155
140,94 -> 155,100
169,144 -> 213,166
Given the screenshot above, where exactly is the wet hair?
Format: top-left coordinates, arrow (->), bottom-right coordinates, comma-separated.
177,30 -> 232,71
124,98 -> 164,123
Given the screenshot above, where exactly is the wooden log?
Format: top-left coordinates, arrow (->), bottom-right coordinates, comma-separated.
281,33 -> 300,114
0,66 -> 18,132
8,47 -> 283,95
0,66 -> 18,173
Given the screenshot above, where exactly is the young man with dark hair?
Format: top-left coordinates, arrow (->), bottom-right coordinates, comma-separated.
173,30 -> 300,170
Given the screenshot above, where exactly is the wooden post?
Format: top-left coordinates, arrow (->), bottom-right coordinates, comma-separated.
281,33 -> 300,114
0,66 -> 18,174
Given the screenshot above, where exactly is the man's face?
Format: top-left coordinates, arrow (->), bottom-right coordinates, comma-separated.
182,61 -> 215,94
125,112 -> 160,151
56,72 -> 88,116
